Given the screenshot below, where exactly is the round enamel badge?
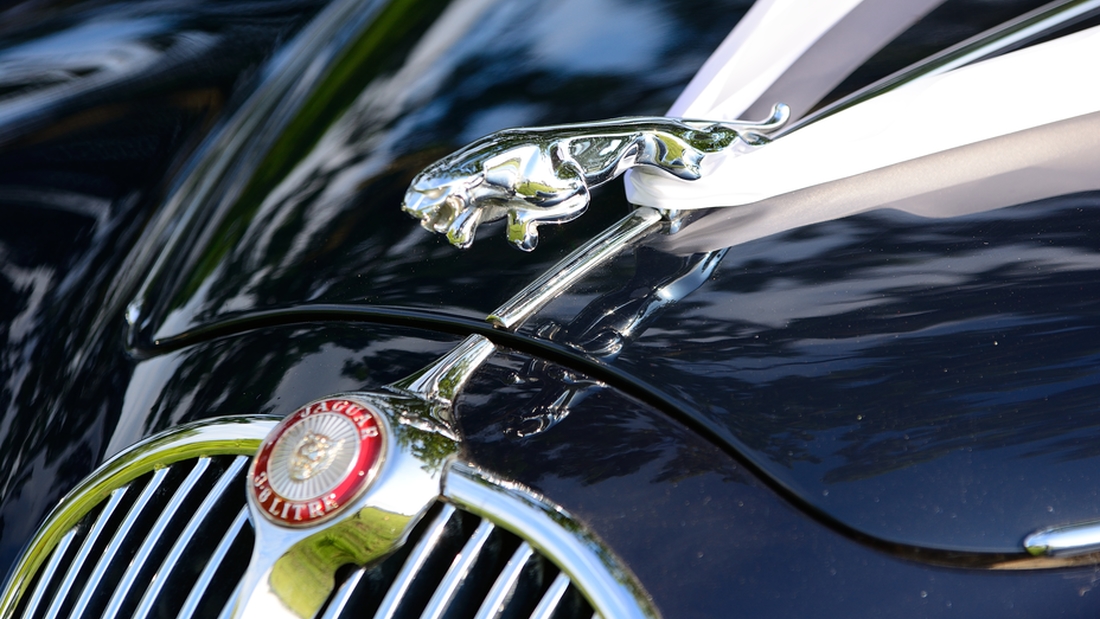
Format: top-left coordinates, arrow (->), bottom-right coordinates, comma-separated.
250,398 -> 384,526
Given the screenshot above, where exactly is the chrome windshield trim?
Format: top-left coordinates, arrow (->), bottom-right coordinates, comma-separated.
442,461 -> 659,619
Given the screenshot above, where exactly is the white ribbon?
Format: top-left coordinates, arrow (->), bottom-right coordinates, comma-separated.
629,24 -> 1100,216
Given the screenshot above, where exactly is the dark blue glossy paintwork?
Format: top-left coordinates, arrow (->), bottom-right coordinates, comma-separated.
128,0 -> 753,344
113,0 -> 1100,556
0,0 -> 325,575
3,0 -> 1100,615
573,194 -> 1100,553
461,350 -> 1100,618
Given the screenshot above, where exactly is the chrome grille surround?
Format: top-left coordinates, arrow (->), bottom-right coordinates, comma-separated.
1,415 -> 657,619
0,416 -> 276,619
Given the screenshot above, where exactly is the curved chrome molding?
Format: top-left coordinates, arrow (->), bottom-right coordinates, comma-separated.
0,416 -> 276,619
388,334 -> 497,430
403,104 -> 788,251
1025,520 -> 1100,558
443,461 -> 660,619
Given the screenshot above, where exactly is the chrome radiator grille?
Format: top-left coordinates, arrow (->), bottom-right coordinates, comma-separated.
320,503 -> 596,619
10,458 -> 598,619
14,455 -> 254,619
3,417 -> 643,619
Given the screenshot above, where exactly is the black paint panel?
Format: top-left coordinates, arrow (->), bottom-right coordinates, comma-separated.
0,0 -> 327,575
130,0 -> 754,343
538,193 -> 1100,553
460,349 -> 1100,618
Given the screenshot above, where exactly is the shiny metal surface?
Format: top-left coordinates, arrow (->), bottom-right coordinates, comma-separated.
317,567 -> 364,619
17,530 -> 74,619
132,456 -> 248,619
442,461 -> 658,619
233,393 -> 459,619
372,504 -> 457,619
384,207 -> 682,440
40,489 -> 125,619
1025,521 -> 1100,558
403,105 -> 788,251
67,468 -> 171,619
178,507 -> 250,619
529,572 -> 570,619
389,334 -> 498,433
0,418 -> 273,619
420,519 -> 496,619
102,458 -> 213,619
488,208 -> 663,330
473,542 -> 535,619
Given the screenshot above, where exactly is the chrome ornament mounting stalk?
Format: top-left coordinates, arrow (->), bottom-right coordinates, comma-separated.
402,104 -> 789,251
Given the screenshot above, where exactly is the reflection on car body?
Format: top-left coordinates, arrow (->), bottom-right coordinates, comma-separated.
3,0 -> 1100,617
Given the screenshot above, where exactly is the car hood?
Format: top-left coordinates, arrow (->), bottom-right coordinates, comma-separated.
125,0 -> 1100,556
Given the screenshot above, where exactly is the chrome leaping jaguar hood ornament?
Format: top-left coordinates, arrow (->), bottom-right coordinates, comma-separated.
402,104 -> 789,251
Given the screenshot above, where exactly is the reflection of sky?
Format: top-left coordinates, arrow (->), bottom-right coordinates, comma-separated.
594,197 -> 1100,551
147,0 -> 750,339
459,102 -> 546,144
528,0 -> 669,74
0,18 -> 167,61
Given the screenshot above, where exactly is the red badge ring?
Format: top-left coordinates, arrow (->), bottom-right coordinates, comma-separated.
250,398 -> 384,526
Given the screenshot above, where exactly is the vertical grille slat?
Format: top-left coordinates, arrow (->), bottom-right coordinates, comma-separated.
133,456 -> 248,619
101,457 -> 212,619
373,503 -> 458,619
218,581 -> 244,619
529,573 -> 570,619
420,519 -> 496,619
321,567 -> 368,619
68,466 -> 170,619
41,488 -> 127,619
177,506 -> 250,619
473,542 -> 535,619
329,502 -> 593,619
18,530 -> 76,619
12,449 -> 620,619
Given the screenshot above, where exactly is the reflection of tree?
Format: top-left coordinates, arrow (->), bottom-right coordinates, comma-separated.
474,195 -> 1100,549
600,195 -> 1100,484
134,324 -> 459,437
139,0 -> 758,343
0,0 -> 333,574
458,351 -> 746,489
